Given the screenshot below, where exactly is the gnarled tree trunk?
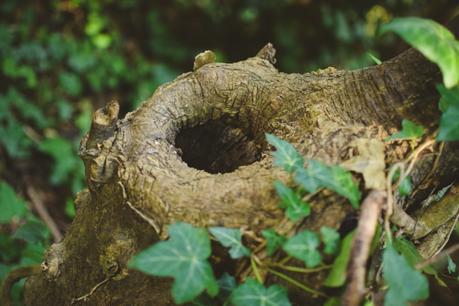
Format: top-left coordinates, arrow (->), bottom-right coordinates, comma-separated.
23,43 -> 459,306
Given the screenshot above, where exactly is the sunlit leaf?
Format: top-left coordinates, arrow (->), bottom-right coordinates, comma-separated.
208,227 -> 250,259
129,222 -> 219,304
383,244 -> 429,306
265,133 -> 304,173
230,278 -> 291,306
283,230 -> 321,268
386,119 -> 425,141
382,17 -> 459,88
274,180 -> 310,222
262,229 -> 287,256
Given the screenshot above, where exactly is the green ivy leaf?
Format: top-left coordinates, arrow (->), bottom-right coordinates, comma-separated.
274,180 -> 310,222
386,119 -> 425,141
398,176 -> 412,197
265,133 -> 304,173
282,230 -> 322,268
438,103 -> 459,141
13,218 -> 50,244
392,237 -> 436,275
324,231 -> 355,287
383,244 -> 429,306
191,273 -> 236,306
262,229 -> 287,256
39,137 -> 80,186
129,222 -> 219,304
381,17 -> 459,88
447,256 -> 456,274
59,72 -> 82,96
437,84 -> 459,112
230,278 -> 291,306
320,227 -> 340,255
208,227 -> 250,259
295,160 -> 361,208
0,182 -> 28,224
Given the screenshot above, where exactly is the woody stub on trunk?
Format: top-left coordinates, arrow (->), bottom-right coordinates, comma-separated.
20,41 -> 459,305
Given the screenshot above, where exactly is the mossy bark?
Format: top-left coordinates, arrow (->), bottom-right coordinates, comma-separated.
24,45 -> 459,306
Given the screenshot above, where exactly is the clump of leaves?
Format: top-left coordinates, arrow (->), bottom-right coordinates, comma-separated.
266,133 -> 361,208
129,223 -> 219,303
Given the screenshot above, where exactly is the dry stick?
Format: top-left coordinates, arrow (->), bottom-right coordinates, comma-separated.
26,185 -> 62,242
342,190 -> 387,306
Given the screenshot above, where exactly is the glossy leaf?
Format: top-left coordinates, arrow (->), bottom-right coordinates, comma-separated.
320,227 -> 340,255
386,119 -> 425,141
265,133 -> 304,173
382,17 -> 459,88
383,244 -> 429,306
282,231 -> 321,268
262,229 -> 287,256
230,278 -> 291,306
295,160 -> 361,208
274,180 -> 310,222
209,227 -> 250,259
129,222 -> 218,304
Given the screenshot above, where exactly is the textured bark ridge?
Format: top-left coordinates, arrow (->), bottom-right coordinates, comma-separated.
24,44 -> 459,305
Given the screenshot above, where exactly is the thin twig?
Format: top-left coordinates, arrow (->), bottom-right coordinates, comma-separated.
342,190 -> 386,306
266,262 -> 332,274
267,268 -> 328,298
26,185 -> 62,242
416,244 -> 459,270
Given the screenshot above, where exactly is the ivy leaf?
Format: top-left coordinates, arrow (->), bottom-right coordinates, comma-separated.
381,17 -> 459,88
282,231 -> 322,268
129,222 -> 219,304
438,103 -> 459,141
437,84 -> 459,112
437,85 -> 459,141
295,160 -> 361,208
191,273 -> 236,306
324,231 -> 355,287
265,133 -> 304,173
209,227 -> 250,259
383,244 -> 429,306
320,227 -> 340,255
392,237 -> 436,275
230,278 -> 291,306
447,256 -> 456,274
262,229 -> 287,256
0,182 -> 28,224
274,180 -> 310,222
398,176 -> 412,197
386,119 -> 425,141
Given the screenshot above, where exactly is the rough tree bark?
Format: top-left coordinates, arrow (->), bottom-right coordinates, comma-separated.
22,42 -> 459,306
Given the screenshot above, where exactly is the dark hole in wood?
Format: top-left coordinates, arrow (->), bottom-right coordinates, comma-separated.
175,119 -> 263,174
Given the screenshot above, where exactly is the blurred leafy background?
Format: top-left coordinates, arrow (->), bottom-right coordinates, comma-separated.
0,0 -> 458,304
